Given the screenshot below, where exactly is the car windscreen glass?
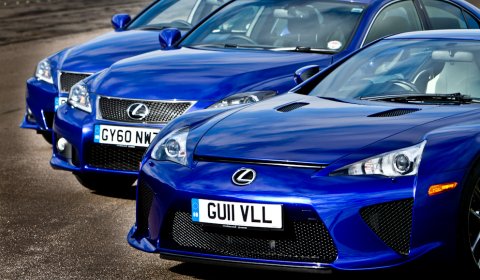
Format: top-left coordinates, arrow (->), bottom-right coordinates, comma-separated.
181,0 -> 366,52
128,0 -> 224,30
309,39 -> 480,103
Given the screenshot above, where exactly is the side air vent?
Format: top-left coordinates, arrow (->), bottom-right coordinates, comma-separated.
276,102 -> 309,113
361,199 -> 414,255
368,108 -> 421,118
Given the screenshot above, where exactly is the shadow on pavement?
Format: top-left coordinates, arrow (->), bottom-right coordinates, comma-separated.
91,185 -> 136,200
169,258 -> 462,279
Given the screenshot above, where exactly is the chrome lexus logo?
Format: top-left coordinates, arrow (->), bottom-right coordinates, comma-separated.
127,103 -> 150,120
232,168 -> 256,186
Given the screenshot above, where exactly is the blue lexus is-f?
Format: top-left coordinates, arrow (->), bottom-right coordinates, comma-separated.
20,0 -> 224,143
128,30 -> 480,273
51,0 -> 480,190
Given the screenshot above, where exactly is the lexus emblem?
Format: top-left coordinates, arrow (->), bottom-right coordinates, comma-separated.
232,168 -> 256,186
127,103 -> 150,120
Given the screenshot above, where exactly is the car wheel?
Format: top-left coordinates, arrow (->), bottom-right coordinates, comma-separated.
459,163 -> 480,274
40,131 -> 53,144
75,173 -> 136,192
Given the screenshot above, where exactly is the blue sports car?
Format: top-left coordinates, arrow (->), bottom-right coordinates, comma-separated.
52,0 -> 480,190
128,30 -> 480,273
20,0 -> 224,143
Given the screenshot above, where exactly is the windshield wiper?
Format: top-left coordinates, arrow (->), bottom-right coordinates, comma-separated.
138,26 -> 167,31
318,96 -> 355,104
271,46 -> 337,54
223,43 -> 272,50
360,93 -> 476,105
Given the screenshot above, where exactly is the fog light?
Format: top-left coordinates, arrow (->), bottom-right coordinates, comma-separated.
57,137 -> 68,152
428,182 -> 458,196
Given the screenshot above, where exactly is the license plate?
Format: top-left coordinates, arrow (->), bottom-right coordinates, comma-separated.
54,97 -> 68,110
94,125 -> 160,147
191,198 -> 283,229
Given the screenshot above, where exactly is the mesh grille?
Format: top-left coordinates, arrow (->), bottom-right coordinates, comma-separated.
164,211 -> 338,263
98,97 -> 192,123
86,144 -> 146,171
368,108 -> 421,117
136,181 -> 154,236
60,72 -> 91,93
276,102 -> 309,113
360,199 -> 414,255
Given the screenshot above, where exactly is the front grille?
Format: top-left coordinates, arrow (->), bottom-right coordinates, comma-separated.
44,112 -> 55,129
163,211 -> 338,263
98,97 -> 193,123
276,102 -> 309,113
59,72 -> 91,93
136,181 -> 154,236
360,199 -> 414,255
86,144 -> 146,171
368,108 -> 421,118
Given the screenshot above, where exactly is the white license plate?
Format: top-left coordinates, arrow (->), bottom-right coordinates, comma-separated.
191,198 -> 283,229
54,97 -> 68,110
94,125 -> 160,147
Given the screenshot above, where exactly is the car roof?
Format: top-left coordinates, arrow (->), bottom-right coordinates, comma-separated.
386,29 -> 480,41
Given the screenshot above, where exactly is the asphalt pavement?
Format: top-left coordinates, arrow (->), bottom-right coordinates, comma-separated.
0,1 -> 472,279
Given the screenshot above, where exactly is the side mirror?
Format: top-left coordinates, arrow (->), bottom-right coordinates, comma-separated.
159,28 -> 182,50
111,14 -> 131,31
294,65 -> 320,85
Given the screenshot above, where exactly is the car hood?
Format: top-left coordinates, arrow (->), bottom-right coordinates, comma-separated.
88,47 -> 330,101
194,94 -> 477,165
57,30 -> 163,73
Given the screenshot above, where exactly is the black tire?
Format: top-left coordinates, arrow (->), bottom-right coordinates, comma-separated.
40,131 -> 53,144
458,163 -> 480,274
75,173 -> 136,192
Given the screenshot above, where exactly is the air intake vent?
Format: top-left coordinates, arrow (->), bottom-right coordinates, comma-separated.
361,199 -> 414,255
368,108 -> 421,117
276,102 -> 309,113
136,181 -> 154,237
164,211 -> 338,263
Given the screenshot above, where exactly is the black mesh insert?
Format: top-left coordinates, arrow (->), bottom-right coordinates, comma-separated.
136,181 -> 154,236
360,199 -> 414,255
368,108 -> 421,118
60,72 -> 91,93
163,211 -> 338,263
86,144 -> 146,171
44,112 -> 55,129
276,102 -> 309,113
99,97 -> 192,123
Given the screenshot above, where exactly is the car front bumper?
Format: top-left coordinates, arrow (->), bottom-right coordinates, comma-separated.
20,77 -> 63,132
128,159 -> 467,271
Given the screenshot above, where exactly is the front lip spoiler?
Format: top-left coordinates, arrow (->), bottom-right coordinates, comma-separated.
160,252 -> 333,274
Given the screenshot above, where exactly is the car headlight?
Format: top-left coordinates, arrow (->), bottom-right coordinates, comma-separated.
331,141 -> 426,177
35,59 -> 53,84
68,81 -> 92,113
151,127 -> 189,166
208,91 -> 277,109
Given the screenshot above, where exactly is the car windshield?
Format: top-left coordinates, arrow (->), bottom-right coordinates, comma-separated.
128,0 -> 225,30
309,39 -> 480,103
181,0 -> 366,52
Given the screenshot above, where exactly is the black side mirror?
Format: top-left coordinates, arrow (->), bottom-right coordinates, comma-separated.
294,65 -> 320,85
159,28 -> 182,50
111,14 -> 131,31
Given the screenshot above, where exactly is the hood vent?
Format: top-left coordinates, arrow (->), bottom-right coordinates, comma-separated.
276,102 -> 309,113
368,108 -> 421,118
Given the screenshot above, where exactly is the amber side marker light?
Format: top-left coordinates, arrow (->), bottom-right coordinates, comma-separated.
428,182 -> 458,196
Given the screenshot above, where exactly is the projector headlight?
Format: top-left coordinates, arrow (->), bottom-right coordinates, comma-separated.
151,127 -> 189,166
68,81 -> 92,113
331,141 -> 426,177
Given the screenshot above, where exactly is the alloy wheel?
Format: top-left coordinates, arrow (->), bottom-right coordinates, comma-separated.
468,177 -> 480,269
